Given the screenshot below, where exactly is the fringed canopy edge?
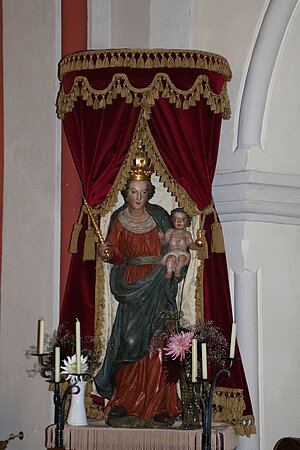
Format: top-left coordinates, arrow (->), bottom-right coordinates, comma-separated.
58,48 -> 232,82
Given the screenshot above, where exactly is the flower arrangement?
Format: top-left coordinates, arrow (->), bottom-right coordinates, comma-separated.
149,312 -> 228,382
25,323 -> 99,381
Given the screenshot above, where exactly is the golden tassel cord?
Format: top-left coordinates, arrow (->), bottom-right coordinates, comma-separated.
58,49 -> 232,82
57,73 -> 231,120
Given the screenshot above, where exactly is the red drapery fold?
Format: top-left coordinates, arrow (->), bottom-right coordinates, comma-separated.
57,49 -> 254,429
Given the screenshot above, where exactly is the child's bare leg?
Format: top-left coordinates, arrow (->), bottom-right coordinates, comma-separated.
174,255 -> 188,277
165,255 -> 177,279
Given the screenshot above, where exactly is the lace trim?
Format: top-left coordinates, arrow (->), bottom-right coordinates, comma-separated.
118,208 -> 157,234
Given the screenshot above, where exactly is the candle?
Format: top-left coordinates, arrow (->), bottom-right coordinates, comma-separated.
229,322 -> 237,359
201,343 -> 207,380
55,347 -> 60,382
38,319 -> 45,354
75,319 -> 81,374
191,338 -> 198,382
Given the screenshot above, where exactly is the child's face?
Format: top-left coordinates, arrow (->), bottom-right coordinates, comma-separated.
172,212 -> 188,230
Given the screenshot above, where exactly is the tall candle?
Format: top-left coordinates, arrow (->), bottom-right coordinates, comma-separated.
75,319 -> 81,374
38,319 -> 45,354
55,347 -> 60,382
191,338 -> 198,382
201,343 -> 207,380
229,322 -> 237,358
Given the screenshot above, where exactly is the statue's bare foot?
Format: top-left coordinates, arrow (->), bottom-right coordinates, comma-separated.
174,270 -> 180,277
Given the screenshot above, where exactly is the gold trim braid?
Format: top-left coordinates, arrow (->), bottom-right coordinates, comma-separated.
58,48 -> 232,82
57,73 -> 231,120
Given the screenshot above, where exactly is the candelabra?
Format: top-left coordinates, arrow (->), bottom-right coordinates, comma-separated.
192,358 -> 234,450
32,353 -> 81,448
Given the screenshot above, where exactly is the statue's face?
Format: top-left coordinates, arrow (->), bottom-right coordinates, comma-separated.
126,180 -> 149,211
172,211 -> 188,230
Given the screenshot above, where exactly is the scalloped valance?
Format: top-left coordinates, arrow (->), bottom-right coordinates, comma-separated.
57,49 -> 232,120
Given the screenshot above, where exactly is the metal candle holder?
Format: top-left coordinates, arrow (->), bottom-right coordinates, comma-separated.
32,353 -> 82,448
192,358 -> 234,450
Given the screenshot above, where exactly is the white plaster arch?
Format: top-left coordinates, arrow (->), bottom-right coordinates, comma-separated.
236,0 -> 298,152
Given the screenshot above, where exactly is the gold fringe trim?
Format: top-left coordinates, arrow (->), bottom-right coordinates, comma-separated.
195,262 -> 204,323
59,49 -> 232,82
57,73 -> 231,120
211,386 -> 256,436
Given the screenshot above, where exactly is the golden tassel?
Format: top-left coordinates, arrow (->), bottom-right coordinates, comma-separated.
175,53 -> 181,67
145,55 -> 153,68
137,54 -> 145,68
182,53 -> 189,68
157,79 -> 164,92
153,88 -> 159,100
88,56 -> 94,69
93,96 -> 100,110
169,91 -> 176,104
183,97 -> 189,110
106,92 -> 113,105
189,55 -> 196,68
167,55 -> 175,68
211,220 -> 225,253
154,55 -> 160,68
110,54 -> 118,67
189,94 -> 196,107
120,85 -> 127,98
130,55 -> 137,68
162,85 -> 170,98
95,55 -> 102,68
99,96 -> 106,109
147,92 -> 155,106
68,223 -> 83,254
175,96 -> 182,108
86,94 -> 93,107
103,55 -> 109,68
83,229 -> 96,261
117,53 -> 123,66
125,91 -> 133,104
161,55 -> 168,67
133,95 -> 141,107
124,55 -> 130,67
82,56 -> 88,70
194,90 -> 201,102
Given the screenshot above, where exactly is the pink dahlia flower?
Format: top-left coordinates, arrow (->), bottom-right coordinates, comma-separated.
164,331 -> 195,361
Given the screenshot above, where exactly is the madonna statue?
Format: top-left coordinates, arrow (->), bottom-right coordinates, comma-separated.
93,147 -> 184,425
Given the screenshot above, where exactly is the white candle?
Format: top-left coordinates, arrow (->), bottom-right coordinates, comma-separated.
201,343 -> 207,380
38,319 -> 44,354
229,322 -> 237,359
55,347 -> 60,382
191,338 -> 198,382
75,319 -> 81,374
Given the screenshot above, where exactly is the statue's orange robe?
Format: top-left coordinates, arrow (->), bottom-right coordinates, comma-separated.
103,218 -> 182,420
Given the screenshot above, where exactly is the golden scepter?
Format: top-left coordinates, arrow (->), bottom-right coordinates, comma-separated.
83,196 -> 110,257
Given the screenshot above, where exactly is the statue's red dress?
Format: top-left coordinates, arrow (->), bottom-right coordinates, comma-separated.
103,218 -> 182,421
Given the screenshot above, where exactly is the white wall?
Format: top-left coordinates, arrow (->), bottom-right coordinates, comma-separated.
0,1 -> 61,449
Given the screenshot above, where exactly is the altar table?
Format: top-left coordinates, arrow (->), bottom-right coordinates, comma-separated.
46,420 -> 237,450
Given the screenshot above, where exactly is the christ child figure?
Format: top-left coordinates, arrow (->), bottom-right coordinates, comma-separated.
159,208 -> 198,279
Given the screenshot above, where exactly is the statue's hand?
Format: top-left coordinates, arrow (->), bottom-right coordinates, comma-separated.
157,229 -> 164,240
98,243 -> 114,262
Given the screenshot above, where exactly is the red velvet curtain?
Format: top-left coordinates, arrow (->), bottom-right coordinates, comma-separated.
58,50 -> 253,420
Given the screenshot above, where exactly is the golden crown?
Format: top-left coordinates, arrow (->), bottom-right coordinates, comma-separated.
129,140 -> 153,181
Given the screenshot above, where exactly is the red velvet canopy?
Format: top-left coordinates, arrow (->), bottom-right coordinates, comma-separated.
57,49 -> 255,435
